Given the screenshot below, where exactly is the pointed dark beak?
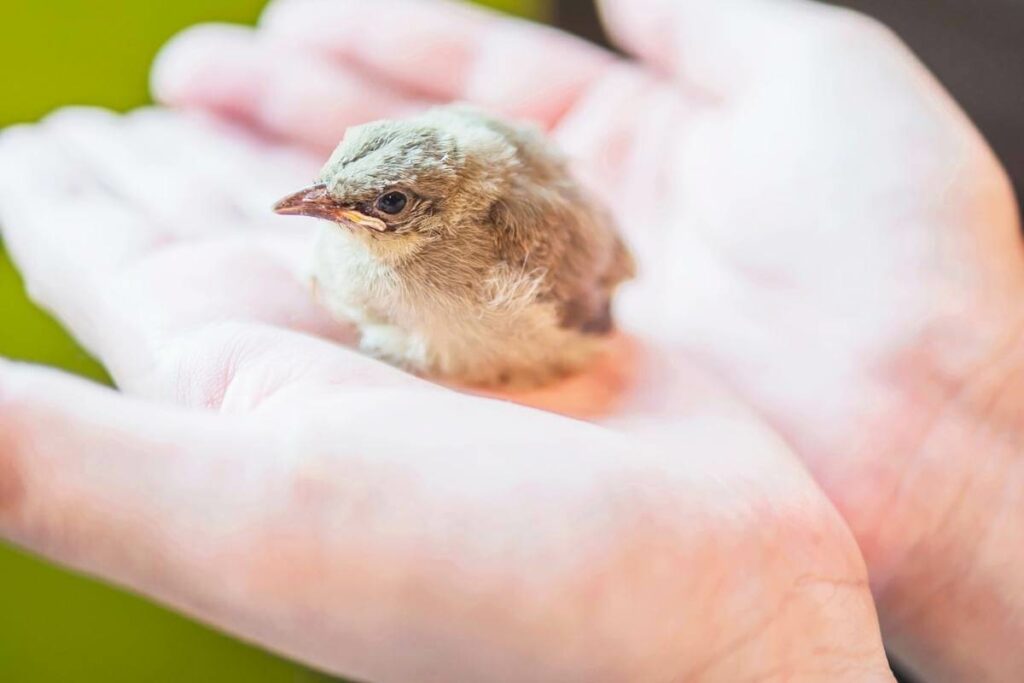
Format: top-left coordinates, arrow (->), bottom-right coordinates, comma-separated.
273,184 -> 345,222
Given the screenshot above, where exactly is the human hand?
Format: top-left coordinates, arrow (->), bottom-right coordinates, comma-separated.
152,0 -> 1024,680
0,105 -> 892,681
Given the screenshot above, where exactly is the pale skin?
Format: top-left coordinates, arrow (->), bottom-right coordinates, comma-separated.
0,0 -> 1021,681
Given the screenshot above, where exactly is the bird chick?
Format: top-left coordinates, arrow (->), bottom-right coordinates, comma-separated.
274,105 -> 634,387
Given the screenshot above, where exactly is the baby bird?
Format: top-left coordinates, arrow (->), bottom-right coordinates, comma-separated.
274,105 -> 634,387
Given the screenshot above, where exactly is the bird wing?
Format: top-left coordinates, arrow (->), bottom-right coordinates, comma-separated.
555,226 -> 635,335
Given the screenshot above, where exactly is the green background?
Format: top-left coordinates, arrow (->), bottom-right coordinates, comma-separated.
0,1 -> 544,680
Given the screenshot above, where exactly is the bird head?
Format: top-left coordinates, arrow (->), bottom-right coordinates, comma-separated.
274,114 -> 492,255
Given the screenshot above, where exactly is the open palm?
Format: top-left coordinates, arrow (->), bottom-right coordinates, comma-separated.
157,0 -> 1024,624
1,0 -> 1020,681
150,0 -> 1024,678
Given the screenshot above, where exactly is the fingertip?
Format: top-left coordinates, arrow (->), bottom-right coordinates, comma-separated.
0,123 -> 63,201
259,0 -> 485,100
41,106 -> 121,133
0,123 -> 36,171
257,0 -> 372,60
463,20 -> 614,128
259,0 -> 482,43
594,0 -> 629,36
595,0 -> 675,75
151,24 -> 261,110
0,126 -> 42,227
258,0 -> 340,35
0,362 -> 84,415
152,17 -> 431,150
0,356 -> 14,381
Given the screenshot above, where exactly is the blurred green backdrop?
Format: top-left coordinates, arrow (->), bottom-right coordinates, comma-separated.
0,0 -> 545,681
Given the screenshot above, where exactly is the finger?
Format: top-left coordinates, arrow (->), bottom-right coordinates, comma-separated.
2,200 -> 356,404
126,108 -> 321,223
41,108 -> 242,237
0,118 -> 169,273
42,107 -> 320,233
0,359 -> 267,580
0,108 -> 317,310
0,106 -> 320,274
0,359 -> 416,663
257,0 -> 615,130
0,120 -> 175,350
0,110 -> 377,402
597,0 -> 842,95
152,23 -> 429,152
0,359 -> 895,683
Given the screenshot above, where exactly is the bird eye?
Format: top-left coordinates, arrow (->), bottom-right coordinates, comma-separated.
375,191 -> 408,215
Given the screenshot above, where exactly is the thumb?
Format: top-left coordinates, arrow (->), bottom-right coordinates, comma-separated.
0,360 -> 275,610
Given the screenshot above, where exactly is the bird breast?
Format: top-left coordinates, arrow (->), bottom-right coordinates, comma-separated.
311,224 -> 403,327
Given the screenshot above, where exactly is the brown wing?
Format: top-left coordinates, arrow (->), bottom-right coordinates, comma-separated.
484,117 -> 636,336
556,228 -> 635,336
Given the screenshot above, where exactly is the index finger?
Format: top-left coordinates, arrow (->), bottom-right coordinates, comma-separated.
257,0 -> 616,129
0,109 -> 414,408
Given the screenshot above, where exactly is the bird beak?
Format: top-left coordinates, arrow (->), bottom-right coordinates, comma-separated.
273,184 -> 344,221
273,184 -> 389,232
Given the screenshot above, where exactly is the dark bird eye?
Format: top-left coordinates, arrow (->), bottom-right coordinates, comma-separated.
376,191 -> 408,215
